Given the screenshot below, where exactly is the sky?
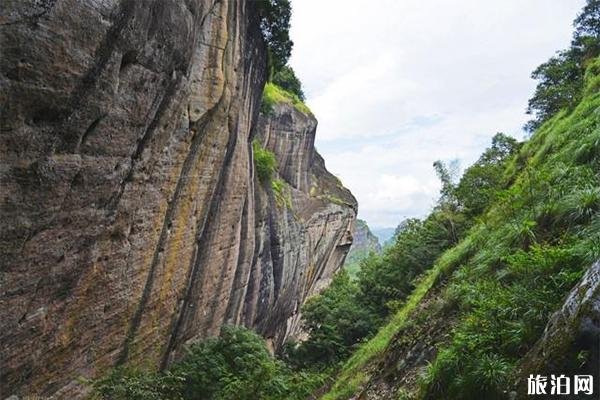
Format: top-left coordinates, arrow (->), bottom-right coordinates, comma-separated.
289,0 -> 585,230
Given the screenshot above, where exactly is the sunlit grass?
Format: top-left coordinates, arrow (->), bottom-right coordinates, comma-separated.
262,82 -> 313,115
322,238 -> 474,400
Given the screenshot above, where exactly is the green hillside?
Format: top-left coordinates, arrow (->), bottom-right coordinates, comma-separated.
322,51 -> 600,400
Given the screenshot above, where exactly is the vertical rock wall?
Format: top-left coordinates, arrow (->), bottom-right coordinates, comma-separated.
0,0 -> 356,398
244,102 -> 357,349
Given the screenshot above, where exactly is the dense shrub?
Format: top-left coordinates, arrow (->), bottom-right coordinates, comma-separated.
94,326 -> 328,400
253,139 -> 277,183
454,133 -> 520,217
285,270 -> 380,369
272,65 -> 305,100
526,0 -> 600,131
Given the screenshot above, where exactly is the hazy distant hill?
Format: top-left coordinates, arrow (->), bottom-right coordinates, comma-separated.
344,220 -> 381,278
370,226 -> 396,245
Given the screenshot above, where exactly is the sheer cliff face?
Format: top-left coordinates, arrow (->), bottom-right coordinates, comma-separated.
248,103 -> 357,348
0,1 -> 355,398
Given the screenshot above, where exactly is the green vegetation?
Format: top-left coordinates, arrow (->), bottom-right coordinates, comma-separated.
258,0 -> 306,101
96,2 -> 600,400
280,130 -> 519,393
284,270 -> 380,370
272,178 -> 292,209
261,82 -> 312,115
93,326 -> 328,400
525,0 -> 600,131
320,3 -> 600,398
253,139 -> 277,183
258,0 -> 293,74
342,250 -> 367,279
323,239 -> 474,400
272,65 -> 305,100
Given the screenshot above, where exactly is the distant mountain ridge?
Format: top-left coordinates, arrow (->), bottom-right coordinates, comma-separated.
344,220 -> 381,278
370,226 -> 396,245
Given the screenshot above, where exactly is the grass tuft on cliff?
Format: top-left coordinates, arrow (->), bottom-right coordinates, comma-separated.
253,139 -> 277,183
272,178 -> 293,209
261,82 -> 312,115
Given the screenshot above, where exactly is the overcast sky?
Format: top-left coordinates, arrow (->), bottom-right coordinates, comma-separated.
289,0 -> 585,229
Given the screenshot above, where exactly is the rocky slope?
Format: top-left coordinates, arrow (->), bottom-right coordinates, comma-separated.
0,1 -> 356,398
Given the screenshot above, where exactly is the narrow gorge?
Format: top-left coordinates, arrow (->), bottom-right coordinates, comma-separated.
3,1 -> 600,400
0,1 -> 355,398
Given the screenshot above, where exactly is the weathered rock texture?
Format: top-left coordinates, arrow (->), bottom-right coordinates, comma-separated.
341,219 -> 380,278
345,219 -> 381,265
514,260 -> 600,399
249,103 -> 357,347
351,220 -> 381,255
0,1 -> 356,398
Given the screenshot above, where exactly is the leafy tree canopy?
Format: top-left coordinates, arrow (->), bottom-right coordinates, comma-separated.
526,0 -> 600,131
272,65 -> 305,100
259,0 -> 293,74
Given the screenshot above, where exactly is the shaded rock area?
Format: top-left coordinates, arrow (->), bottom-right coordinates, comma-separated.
348,219 -> 381,260
0,1 -> 356,398
249,101 -> 357,348
355,284 -> 458,400
514,261 -> 600,399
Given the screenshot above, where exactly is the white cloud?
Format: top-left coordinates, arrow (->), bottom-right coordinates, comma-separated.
290,0 -> 585,227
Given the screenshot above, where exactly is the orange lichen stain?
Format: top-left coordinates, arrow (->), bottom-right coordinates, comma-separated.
305,262 -> 316,287
160,167 -> 199,304
125,197 -> 169,365
57,259 -> 102,357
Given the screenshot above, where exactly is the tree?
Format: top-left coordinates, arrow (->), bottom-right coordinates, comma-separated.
525,49 -> 583,132
288,270 -> 379,369
259,0 -> 293,75
525,0 -> 600,131
572,0 -> 600,70
175,326 -> 284,400
574,0 -> 600,40
433,159 -> 460,206
454,133 -> 519,217
272,65 -> 305,100
94,326 -> 306,400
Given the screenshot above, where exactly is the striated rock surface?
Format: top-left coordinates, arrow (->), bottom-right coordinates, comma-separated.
0,1 -> 356,398
351,220 -> 382,255
249,102 -> 357,348
347,220 -> 381,261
